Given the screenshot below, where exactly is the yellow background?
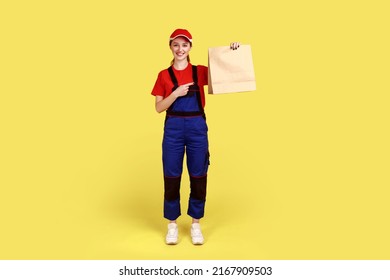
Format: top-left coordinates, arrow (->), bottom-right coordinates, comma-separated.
1,0 -> 389,259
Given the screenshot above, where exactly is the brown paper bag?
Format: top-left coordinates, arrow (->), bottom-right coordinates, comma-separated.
208,44 -> 256,94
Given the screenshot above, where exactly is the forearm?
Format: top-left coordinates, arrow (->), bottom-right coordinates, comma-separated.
155,82 -> 192,113
155,93 -> 177,113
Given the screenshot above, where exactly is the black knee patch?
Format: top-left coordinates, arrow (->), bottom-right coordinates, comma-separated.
164,176 -> 181,200
190,176 -> 207,201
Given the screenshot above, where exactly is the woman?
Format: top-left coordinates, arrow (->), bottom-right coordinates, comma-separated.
151,28 -> 240,245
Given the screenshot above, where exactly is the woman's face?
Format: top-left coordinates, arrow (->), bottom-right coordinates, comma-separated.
170,37 -> 192,62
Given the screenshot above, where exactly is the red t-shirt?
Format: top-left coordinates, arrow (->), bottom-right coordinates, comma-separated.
151,63 -> 208,108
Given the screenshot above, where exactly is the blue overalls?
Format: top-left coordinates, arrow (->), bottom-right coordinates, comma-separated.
163,65 -> 210,220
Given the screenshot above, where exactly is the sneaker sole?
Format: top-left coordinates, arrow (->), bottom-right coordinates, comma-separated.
166,239 -> 178,245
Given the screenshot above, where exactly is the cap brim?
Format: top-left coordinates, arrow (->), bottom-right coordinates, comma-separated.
170,35 -> 192,42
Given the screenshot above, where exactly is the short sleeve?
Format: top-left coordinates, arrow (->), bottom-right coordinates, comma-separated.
151,71 -> 165,96
197,65 -> 208,86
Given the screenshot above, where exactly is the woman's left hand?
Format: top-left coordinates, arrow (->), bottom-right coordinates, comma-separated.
230,42 -> 240,50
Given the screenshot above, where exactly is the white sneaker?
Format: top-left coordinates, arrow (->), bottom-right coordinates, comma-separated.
166,223 -> 178,245
191,223 -> 204,245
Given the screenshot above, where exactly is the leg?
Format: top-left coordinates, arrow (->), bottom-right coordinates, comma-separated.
162,117 -> 185,220
185,117 -> 209,219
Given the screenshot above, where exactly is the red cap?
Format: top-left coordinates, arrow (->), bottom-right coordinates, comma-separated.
169,29 -> 192,43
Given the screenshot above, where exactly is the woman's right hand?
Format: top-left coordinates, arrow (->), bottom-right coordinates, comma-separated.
173,82 -> 194,98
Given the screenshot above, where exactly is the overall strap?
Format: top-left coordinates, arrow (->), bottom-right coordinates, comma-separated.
192,65 -> 204,114
167,66 -> 178,89
191,65 -> 198,84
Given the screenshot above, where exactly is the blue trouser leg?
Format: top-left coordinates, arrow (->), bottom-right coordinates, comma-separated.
162,117 -> 185,220
185,117 -> 209,219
